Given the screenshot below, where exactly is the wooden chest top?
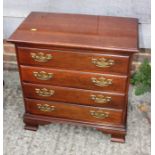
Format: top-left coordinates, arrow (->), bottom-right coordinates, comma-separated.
8,12 -> 138,52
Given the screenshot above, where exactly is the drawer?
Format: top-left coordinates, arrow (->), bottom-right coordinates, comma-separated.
18,47 -> 130,75
25,98 -> 123,125
23,83 -> 125,109
20,66 -> 127,93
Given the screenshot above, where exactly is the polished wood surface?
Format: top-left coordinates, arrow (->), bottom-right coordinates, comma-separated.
20,66 -> 127,92
18,47 -> 130,74
23,83 -> 125,109
8,12 -> 138,52
25,98 -> 123,125
8,12 -> 139,143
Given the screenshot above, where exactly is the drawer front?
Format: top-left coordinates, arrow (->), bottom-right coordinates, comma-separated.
23,83 -> 125,109
18,47 -> 129,75
20,66 -> 127,93
25,98 -> 123,125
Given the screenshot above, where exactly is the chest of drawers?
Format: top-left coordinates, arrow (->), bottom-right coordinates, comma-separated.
8,12 -> 138,143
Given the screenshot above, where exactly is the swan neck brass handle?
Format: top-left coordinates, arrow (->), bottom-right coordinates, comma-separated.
91,95 -> 112,104
33,71 -> 53,80
91,77 -> 112,87
35,88 -> 55,97
31,52 -> 52,62
90,110 -> 109,119
37,104 -> 55,112
92,58 -> 114,68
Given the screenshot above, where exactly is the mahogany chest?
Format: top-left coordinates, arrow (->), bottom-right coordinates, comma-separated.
8,12 -> 138,143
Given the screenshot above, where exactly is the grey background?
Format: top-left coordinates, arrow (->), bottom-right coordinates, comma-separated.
3,0 -> 151,48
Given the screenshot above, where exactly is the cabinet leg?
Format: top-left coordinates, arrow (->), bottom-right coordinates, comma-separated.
24,123 -> 39,131
111,134 -> 125,143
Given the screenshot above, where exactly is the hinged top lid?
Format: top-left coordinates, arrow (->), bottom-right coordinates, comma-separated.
8,12 -> 139,52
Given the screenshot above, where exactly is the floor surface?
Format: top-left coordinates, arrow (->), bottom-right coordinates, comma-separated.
3,70 -> 151,155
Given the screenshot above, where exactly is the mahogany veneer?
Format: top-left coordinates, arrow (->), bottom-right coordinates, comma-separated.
23,83 -> 125,109
20,66 -> 127,92
8,12 -> 138,143
18,47 -> 130,74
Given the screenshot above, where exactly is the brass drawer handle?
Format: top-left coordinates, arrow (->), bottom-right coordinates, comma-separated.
37,104 -> 55,112
35,88 -> 55,97
91,77 -> 112,87
31,52 -> 52,62
33,71 -> 53,80
91,95 -> 112,104
90,110 -> 109,119
92,58 -> 114,68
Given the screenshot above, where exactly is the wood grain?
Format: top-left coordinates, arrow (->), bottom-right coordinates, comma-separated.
18,47 -> 130,75
8,12 -> 138,52
20,66 -> 128,93
25,98 -> 123,125
23,83 -> 125,109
